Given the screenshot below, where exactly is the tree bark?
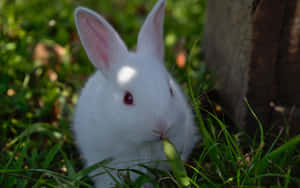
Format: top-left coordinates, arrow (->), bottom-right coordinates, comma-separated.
204,0 -> 300,134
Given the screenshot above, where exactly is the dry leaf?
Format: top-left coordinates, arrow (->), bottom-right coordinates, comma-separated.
34,42 -> 67,65
34,43 -> 50,64
53,99 -> 61,119
176,50 -> 186,68
7,88 -> 15,96
47,69 -> 58,82
53,44 -> 66,58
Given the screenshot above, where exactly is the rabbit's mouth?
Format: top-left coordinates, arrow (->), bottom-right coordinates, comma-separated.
152,122 -> 170,140
152,129 -> 168,140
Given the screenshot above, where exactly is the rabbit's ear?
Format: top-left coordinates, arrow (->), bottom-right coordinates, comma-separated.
137,0 -> 165,60
75,7 -> 128,72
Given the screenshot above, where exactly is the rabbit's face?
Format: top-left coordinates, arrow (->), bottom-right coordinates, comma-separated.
105,52 -> 187,144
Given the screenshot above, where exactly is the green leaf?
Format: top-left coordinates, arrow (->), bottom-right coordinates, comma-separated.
162,139 -> 190,188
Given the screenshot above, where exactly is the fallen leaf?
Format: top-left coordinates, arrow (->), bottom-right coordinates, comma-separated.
34,43 -> 50,64
47,69 -> 58,82
53,44 -> 66,59
7,88 -> 15,96
176,50 -> 186,68
34,43 -> 67,65
53,99 -> 61,119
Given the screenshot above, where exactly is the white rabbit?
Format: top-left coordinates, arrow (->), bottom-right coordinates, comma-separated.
73,0 -> 198,187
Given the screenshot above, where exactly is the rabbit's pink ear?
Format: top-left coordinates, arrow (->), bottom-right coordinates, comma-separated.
137,0 -> 165,60
75,7 -> 127,71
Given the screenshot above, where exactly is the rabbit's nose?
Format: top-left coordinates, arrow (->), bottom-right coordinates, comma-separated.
152,120 -> 169,140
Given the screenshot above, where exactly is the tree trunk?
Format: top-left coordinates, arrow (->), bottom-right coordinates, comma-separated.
204,0 -> 300,134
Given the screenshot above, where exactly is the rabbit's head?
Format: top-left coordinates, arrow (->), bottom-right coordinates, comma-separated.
74,0 -> 188,144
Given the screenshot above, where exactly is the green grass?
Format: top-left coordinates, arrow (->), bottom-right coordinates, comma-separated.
1,0 -> 299,187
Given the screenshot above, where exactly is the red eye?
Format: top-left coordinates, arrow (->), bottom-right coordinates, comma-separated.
123,91 -> 134,105
169,87 -> 174,97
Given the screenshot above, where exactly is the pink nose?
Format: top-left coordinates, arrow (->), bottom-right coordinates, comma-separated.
152,120 -> 169,139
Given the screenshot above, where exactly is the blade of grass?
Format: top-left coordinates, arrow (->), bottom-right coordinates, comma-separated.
257,135 -> 300,174
15,139 -> 29,169
188,177 -> 200,188
284,168 -> 291,188
42,140 -> 62,169
124,168 -> 158,187
243,100 -> 265,185
60,150 -> 76,179
0,169 -> 70,187
197,143 -> 219,165
265,128 -> 283,156
186,40 -> 212,145
133,175 -> 155,188
205,110 -> 242,164
186,163 -> 216,186
244,98 -> 264,144
0,141 -> 23,183
74,158 -> 114,181
4,123 -> 59,149
253,173 -> 300,184
264,135 -> 300,161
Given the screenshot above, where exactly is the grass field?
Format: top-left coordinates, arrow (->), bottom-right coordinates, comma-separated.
0,0 -> 299,187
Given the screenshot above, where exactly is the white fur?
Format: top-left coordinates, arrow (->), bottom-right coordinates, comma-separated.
73,0 -> 198,187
